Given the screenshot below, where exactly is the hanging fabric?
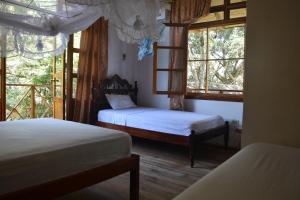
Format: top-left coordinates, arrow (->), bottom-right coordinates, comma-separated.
0,0 -> 163,59
73,17 -> 108,124
0,0 -> 104,58
169,0 -> 211,110
104,0 -> 163,44
67,0 -> 163,43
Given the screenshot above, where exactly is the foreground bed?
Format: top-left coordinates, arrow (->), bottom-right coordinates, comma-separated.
0,118 -> 139,200
91,75 -> 229,167
174,143 -> 300,200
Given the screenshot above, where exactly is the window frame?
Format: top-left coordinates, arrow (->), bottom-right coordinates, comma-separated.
152,23 -> 189,95
66,33 -> 81,120
186,0 -> 246,102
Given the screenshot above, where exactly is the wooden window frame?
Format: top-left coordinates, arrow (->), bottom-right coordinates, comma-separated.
186,0 -> 246,102
153,23 -> 189,95
66,34 -> 81,120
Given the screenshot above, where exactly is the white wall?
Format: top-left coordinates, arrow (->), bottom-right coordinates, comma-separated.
107,24 -> 137,83
242,0 -> 300,147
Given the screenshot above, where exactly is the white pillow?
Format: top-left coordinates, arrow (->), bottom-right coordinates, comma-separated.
105,94 -> 137,110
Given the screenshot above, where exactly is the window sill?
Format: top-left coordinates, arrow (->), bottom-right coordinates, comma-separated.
185,93 -> 243,102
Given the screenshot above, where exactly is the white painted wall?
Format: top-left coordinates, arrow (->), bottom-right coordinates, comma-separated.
242,0 -> 300,147
107,23 -> 137,83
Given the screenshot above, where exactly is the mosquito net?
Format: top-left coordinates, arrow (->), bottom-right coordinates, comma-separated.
0,0 -> 162,58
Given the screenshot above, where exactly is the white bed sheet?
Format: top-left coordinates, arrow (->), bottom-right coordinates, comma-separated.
98,107 -> 224,136
174,143 -> 300,200
0,118 -> 131,195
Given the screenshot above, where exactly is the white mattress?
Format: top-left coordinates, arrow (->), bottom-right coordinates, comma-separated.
174,143 -> 300,200
0,118 -> 131,195
98,107 -> 224,136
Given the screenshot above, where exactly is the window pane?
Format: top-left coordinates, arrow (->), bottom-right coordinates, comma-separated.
208,25 -> 245,59
211,0 -> 224,6
230,8 -> 246,19
195,12 -> 224,23
72,78 -> 77,98
207,59 -> 244,93
157,49 -> 185,69
157,49 -> 171,69
156,71 -> 169,92
73,32 -> 81,49
188,29 -> 207,60
73,53 -> 79,74
187,61 -> 206,93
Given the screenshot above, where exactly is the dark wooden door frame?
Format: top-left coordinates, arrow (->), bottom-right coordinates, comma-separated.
0,57 -> 6,121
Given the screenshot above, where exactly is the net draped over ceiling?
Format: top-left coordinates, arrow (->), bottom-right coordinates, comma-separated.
0,0 -> 163,59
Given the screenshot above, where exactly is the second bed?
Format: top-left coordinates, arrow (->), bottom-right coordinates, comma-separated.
91,75 -> 229,167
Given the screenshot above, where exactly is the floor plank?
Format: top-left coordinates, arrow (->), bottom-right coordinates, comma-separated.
60,138 -> 237,200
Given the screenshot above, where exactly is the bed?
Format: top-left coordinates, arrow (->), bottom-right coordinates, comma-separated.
0,118 -> 139,200
90,75 -> 229,167
173,143 -> 300,200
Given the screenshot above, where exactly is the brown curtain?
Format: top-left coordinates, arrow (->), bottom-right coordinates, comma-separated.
171,0 -> 211,23
73,17 -> 108,123
169,0 -> 211,110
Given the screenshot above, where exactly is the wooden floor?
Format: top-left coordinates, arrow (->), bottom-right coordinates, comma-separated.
60,138 -> 237,200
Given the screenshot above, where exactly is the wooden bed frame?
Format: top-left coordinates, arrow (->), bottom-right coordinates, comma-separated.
0,154 -> 140,200
90,75 -> 229,167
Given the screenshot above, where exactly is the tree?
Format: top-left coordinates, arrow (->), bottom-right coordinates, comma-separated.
188,25 -> 245,93
6,56 -> 54,120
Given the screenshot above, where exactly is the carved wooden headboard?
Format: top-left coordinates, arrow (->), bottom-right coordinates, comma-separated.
90,74 -> 138,124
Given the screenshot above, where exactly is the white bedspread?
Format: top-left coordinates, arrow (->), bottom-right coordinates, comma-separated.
174,143 -> 300,200
0,118 -> 131,195
98,107 -> 224,136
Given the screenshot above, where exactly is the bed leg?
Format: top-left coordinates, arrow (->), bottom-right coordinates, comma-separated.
130,155 -> 140,200
224,121 -> 229,149
189,132 -> 196,168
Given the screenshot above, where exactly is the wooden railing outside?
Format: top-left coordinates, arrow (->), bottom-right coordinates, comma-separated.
6,84 -> 53,120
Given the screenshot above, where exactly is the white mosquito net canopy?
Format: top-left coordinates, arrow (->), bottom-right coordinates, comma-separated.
0,0 -> 162,59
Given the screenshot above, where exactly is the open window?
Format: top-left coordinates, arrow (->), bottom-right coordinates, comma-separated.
66,32 -> 81,120
153,23 -> 189,95
0,33 -> 80,121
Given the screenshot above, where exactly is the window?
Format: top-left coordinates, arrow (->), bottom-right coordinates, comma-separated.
187,25 -> 245,100
66,31 -> 81,120
153,24 -> 188,95
186,0 -> 246,101
71,32 -> 81,98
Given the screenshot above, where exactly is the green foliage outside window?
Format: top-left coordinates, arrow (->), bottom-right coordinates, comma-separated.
187,25 -> 245,95
6,56 -> 54,120
4,31 -> 81,121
